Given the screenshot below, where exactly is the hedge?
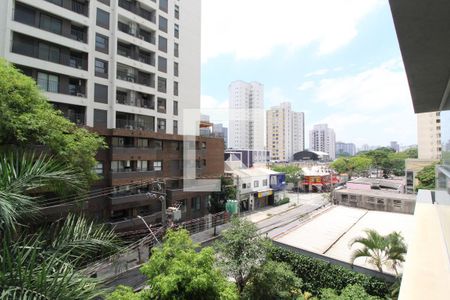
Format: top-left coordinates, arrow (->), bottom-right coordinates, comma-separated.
269,246 -> 391,297
274,197 -> 290,206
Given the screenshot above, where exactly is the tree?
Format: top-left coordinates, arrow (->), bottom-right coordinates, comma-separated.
330,157 -> 372,179
137,229 -> 238,300
242,260 -> 303,300
403,147 -> 418,159
272,165 -> 303,189
0,59 -> 105,183
416,164 -> 436,190
215,216 -> 270,294
317,284 -> 382,300
363,148 -> 394,177
209,176 -> 236,214
0,151 -> 121,299
350,229 -> 406,275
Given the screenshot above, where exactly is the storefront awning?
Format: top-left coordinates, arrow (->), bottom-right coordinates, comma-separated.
255,190 -> 273,198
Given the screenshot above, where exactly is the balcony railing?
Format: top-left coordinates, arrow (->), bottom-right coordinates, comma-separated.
118,0 -> 156,23
116,119 -> 154,131
118,22 -> 155,44
117,70 -> 136,82
44,0 -> 88,16
116,96 -> 154,109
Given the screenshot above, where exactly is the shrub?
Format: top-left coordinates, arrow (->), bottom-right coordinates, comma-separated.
275,197 -> 290,206
268,246 -> 391,298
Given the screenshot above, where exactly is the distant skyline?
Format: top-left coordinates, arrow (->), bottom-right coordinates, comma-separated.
200,0 -> 416,149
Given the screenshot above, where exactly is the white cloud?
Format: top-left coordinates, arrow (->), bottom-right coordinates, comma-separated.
305,69 -> 330,77
202,0 -> 383,62
306,59 -> 416,146
265,87 -> 294,107
297,81 -> 316,91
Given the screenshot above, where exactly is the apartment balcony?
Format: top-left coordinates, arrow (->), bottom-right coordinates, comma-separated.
117,68 -> 155,88
111,170 -> 162,180
14,3 -> 88,44
112,146 -> 162,157
116,118 -> 154,132
116,91 -> 155,110
118,22 -> 155,45
44,0 -> 89,16
117,43 -> 155,66
118,0 -> 156,23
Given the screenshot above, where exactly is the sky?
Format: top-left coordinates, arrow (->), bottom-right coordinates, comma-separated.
199,0 -> 417,149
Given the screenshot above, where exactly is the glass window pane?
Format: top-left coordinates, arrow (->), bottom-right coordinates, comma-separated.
37,72 -> 48,90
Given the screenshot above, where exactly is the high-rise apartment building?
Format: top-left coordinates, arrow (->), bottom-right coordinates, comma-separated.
390,141 -> 400,152
212,123 -> 228,148
336,142 -> 356,156
417,111 -> 441,160
266,102 -> 304,162
292,111 -> 305,154
228,80 -> 264,150
0,0 -> 224,232
309,124 -> 336,160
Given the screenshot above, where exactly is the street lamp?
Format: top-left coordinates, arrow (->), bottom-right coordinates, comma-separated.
137,215 -> 161,245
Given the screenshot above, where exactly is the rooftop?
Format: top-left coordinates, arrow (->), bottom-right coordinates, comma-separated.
335,188 -> 416,201
275,205 -> 414,274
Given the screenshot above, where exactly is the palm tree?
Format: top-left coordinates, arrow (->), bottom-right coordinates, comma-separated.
350,229 -> 388,273
350,229 -> 406,275
0,151 -> 121,299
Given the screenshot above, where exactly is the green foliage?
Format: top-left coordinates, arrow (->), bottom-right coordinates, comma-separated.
0,151 -> 85,231
269,246 -> 391,298
403,147 -> 418,159
317,284 -> 382,300
350,230 -> 407,276
272,165 -> 303,185
416,164 -> 436,190
330,156 -> 373,179
107,285 -> 149,300
209,176 -> 237,213
0,59 -> 105,183
0,215 -> 121,299
215,216 -> 271,293
274,197 -> 290,206
0,150 -> 122,299
242,260 -> 303,300
138,229 -> 238,300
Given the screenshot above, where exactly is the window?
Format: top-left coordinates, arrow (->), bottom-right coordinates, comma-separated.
175,5 -> 179,19
262,179 -> 268,186
174,81 -> 178,96
254,180 -> 259,188
40,14 -> 62,34
157,118 -> 166,132
191,196 -> 201,211
158,36 -> 167,53
158,56 -> 167,72
196,160 -> 201,169
159,16 -> 168,33
94,109 -> 107,127
203,159 -> 207,167
38,42 -> 60,63
37,72 -> 58,93
151,139 -> 163,150
96,8 -> 110,29
242,183 -> 246,189
95,59 -> 108,77
94,161 -> 104,175
201,142 -> 206,149
173,120 -> 178,134
137,138 -> 149,148
174,42 -> 179,57
71,25 -> 85,42
94,84 -> 108,103
174,24 -> 179,38
159,0 -> 168,13
95,33 -> 109,53
174,62 -> 179,76
173,101 -> 178,115
157,98 -> 166,113
157,77 -> 167,93
15,3 -> 36,26
153,161 -> 162,171
137,160 -> 148,171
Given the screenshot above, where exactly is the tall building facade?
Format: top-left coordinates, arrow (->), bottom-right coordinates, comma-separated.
228,81 -> 264,150
309,124 -> 336,160
292,111 -> 305,154
266,102 -> 304,162
0,0 -> 224,232
390,141 -> 400,152
336,142 -> 356,156
417,111 -> 441,160
212,123 -> 228,148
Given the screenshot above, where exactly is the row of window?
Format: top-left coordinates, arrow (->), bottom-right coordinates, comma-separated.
242,179 -> 268,189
